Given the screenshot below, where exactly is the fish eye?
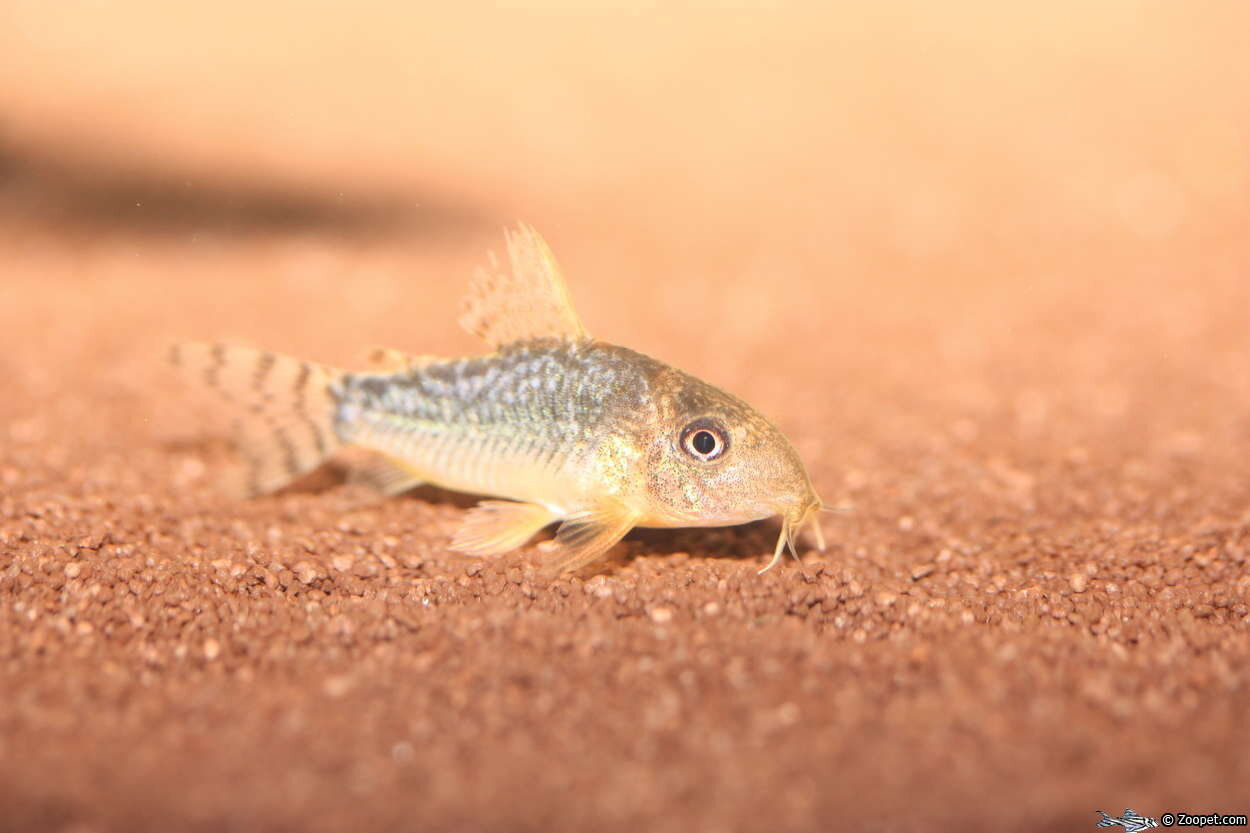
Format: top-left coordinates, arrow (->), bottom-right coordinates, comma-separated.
680,418 -> 729,462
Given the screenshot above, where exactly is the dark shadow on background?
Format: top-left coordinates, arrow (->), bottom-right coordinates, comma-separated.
0,141 -> 487,239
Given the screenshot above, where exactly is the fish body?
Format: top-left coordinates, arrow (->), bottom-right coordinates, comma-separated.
334,340 -> 654,517
174,225 -> 823,573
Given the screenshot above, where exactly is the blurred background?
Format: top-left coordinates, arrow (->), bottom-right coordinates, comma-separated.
4,0 -> 1245,257
4,0 -> 1246,441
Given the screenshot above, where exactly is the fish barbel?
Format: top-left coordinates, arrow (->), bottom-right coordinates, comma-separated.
173,225 -> 824,574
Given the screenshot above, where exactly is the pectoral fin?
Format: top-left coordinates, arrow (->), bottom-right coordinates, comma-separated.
451,500 -> 558,557
543,502 -> 638,575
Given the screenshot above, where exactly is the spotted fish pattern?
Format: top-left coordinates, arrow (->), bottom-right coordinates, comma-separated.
173,224 -> 825,574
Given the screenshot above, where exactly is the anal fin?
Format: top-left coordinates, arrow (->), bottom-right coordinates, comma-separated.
450,500 -> 557,556
349,453 -> 425,497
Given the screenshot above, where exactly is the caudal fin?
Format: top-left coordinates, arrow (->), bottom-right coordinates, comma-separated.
170,343 -> 344,496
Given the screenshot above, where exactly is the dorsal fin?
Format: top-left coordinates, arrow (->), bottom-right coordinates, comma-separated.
459,223 -> 590,348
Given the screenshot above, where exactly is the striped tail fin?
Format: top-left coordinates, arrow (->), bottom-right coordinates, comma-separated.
169,343 -> 345,496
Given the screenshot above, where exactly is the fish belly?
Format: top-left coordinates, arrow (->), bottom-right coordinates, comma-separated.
360,413 -> 581,514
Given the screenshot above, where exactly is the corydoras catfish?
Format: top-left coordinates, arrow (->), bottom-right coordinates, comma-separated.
173,225 -> 826,574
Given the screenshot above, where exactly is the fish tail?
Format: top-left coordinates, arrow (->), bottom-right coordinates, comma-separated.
170,343 -> 345,496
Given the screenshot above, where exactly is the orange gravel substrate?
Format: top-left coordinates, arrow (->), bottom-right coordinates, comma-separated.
1,189 -> 1248,832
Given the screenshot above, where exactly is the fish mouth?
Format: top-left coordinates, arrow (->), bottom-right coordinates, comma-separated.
759,492 -> 824,575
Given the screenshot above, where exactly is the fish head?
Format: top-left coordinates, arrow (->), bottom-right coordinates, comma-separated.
637,368 -> 822,553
